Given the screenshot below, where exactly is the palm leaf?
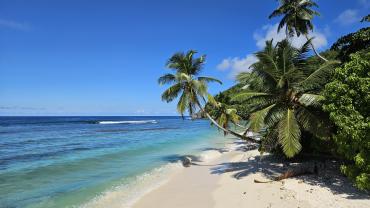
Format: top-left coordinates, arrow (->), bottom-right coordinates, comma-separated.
264,104 -> 287,128
298,93 -> 323,107
198,76 -> 222,84
249,104 -> 275,132
158,73 -> 176,85
232,91 -> 271,102
296,106 -> 331,139
161,83 -> 182,102
299,60 -> 339,91
278,108 -> 302,158
177,92 -> 188,116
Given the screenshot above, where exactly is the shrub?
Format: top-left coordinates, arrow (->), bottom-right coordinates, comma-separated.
323,50 -> 370,190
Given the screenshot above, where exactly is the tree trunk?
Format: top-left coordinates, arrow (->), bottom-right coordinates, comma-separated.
235,123 -> 247,129
305,34 -> 328,62
254,162 -> 320,183
195,101 -> 260,143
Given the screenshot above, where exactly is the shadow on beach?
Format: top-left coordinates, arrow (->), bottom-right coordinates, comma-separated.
210,153 -> 370,200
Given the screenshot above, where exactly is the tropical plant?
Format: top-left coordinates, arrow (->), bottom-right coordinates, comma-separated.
361,14 -> 370,22
322,50 -> 370,191
158,50 -> 256,141
209,102 -> 240,136
206,84 -> 253,120
331,27 -> 370,62
269,0 -> 328,62
233,39 -> 337,158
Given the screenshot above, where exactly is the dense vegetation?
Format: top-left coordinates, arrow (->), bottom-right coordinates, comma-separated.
232,39 -> 336,157
323,50 -> 370,190
158,0 -> 369,190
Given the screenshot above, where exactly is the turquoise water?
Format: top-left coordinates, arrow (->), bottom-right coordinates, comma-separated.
0,116 -> 226,208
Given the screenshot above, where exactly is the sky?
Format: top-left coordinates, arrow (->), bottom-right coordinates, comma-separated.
0,0 -> 369,116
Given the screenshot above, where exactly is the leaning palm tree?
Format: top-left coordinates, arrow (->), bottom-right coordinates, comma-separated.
269,0 -> 328,62
158,50 -> 257,142
233,39 -> 337,157
209,102 -> 241,136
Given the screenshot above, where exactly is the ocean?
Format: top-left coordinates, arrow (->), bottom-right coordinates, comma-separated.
0,116 -> 227,208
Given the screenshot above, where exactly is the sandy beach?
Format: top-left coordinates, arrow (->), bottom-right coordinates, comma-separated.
133,141 -> 370,208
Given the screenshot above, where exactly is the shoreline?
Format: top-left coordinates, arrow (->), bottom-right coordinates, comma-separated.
79,134 -> 230,208
132,140 -> 370,208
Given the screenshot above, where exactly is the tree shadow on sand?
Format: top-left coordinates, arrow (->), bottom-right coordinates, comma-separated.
210,154 -> 369,200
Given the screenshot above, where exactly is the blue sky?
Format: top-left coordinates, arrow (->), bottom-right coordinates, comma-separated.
0,0 -> 369,116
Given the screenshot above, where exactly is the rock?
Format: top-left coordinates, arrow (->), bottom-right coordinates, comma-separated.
182,156 -> 192,167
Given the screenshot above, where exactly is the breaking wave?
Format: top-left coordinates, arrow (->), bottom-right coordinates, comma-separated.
97,120 -> 157,125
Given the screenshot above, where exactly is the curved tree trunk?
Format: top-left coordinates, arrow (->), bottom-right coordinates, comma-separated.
254,162 -> 320,183
305,34 -> 328,62
235,123 -> 247,129
195,101 -> 260,143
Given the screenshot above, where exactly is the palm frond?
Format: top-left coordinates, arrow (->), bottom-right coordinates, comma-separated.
175,72 -> 191,82
264,104 -> 287,128
176,92 -> 188,117
198,76 -> 222,84
161,83 -> 182,102
299,60 -> 339,91
206,93 -> 218,107
192,80 -> 208,97
298,93 -> 323,107
295,106 -> 330,138
232,91 -> 271,102
278,108 -> 302,158
249,104 -> 275,132
158,73 -> 176,85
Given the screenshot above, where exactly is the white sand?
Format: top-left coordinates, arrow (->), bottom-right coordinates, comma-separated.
133,143 -> 370,208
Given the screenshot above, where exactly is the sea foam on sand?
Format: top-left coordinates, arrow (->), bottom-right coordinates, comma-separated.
79,162 -> 182,208
80,140 -> 234,208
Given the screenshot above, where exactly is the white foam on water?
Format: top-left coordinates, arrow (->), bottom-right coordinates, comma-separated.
79,162 -> 182,208
198,150 -> 223,162
98,120 -> 157,125
79,133 -> 234,208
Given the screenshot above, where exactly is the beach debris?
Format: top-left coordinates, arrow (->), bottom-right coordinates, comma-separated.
254,162 -> 321,183
181,156 -> 192,167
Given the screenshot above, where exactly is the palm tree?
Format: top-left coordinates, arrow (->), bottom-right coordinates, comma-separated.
158,50 -> 258,142
209,102 -> 240,136
233,39 -> 337,157
269,0 -> 328,62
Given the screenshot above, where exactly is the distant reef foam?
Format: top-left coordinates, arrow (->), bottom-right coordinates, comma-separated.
98,120 -> 157,125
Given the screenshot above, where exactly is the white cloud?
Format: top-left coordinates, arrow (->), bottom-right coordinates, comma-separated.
218,23 -> 329,79
253,23 -> 328,50
335,9 -> 360,25
0,19 -> 30,31
217,54 -> 258,78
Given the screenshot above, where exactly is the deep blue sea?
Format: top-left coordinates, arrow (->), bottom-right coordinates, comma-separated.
0,116 -> 226,208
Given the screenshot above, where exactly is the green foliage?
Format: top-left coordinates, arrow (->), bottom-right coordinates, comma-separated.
158,50 -> 222,117
331,27 -> 370,62
233,39 -> 336,158
361,14 -> 370,22
322,50 -> 370,191
208,102 -> 241,135
206,84 -> 253,120
269,0 -> 319,36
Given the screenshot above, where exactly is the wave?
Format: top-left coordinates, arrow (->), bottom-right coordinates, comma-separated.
98,120 -> 157,125
80,162 -> 182,208
96,127 -> 178,133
